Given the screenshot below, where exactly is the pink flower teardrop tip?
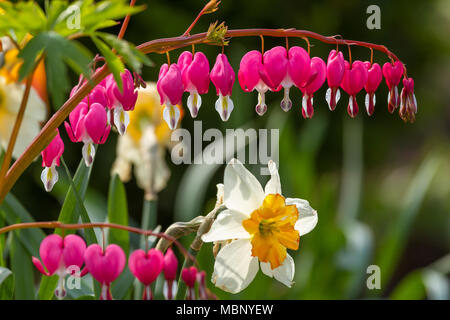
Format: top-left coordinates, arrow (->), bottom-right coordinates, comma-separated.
40,129 -> 64,192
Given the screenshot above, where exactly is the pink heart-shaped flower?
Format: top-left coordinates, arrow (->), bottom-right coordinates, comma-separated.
340,60 -> 368,95
129,249 -> 164,286
84,244 -> 126,285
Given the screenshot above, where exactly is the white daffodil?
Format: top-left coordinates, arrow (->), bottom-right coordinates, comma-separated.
0,37 -> 47,159
112,82 -> 182,199
202,159 -> 318,294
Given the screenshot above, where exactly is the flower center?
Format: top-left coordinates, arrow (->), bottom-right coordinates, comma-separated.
242,194 -> 299,270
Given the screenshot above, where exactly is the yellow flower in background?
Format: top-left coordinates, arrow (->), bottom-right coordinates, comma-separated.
112,82 -> 183,199
0,36 -> 47,159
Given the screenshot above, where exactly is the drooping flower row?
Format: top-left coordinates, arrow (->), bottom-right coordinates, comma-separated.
32,234 -> 206,300
156,47 -> 417,128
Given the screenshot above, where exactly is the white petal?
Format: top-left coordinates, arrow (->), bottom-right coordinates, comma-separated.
224,158 -> 265,215
215,95 -> 234,121
201,209 -> 251,243
162,105 -> 180,130
40,166 -> 59,192
264,160 -> 281,195
212,239 -> 259,293
82,141 -> 96,167
163,280 -> 177,300
286,198 -> 318,236
260,253 -> 295,287
113,107 -> 130,135
187,92 -> 202,118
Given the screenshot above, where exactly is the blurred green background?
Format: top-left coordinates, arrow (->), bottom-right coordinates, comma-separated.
7,0 -> 450,299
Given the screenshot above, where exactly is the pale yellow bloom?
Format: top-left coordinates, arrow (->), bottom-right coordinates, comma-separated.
112,82 -> 182,198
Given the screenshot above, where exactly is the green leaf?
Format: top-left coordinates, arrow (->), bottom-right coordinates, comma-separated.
390,270 -> 426,300
374,154 -> 441,291
0,194 -> 45,257
97,32 -> 153,73
37,275 -> 58,300
11,232 -> 35,300
18,31 -> 92,108
91,35 -> 124,90
0,267 -> 14,300
107,174 -> 129,254
60,157 -> 97,245
56,159 -> 93,227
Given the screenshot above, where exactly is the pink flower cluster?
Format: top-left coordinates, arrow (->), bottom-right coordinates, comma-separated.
39,69 -> 139,192
65,69 -> 138,166
156,48 -> 417,126
32,234 -> 206,300
157,52 -> 235,129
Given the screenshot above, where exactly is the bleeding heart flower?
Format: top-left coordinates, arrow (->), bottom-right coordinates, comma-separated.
382,61 -> 404,113
238,50 -> 273,116
64,101 -> 111,166
162,247 -> 179,300
157,63 -> 184,130
326,50 -> 345,111
32,234 -> 86,299
285,46 -> 311,111
210,53 -> 236,121
300,57 -> 326,119
129,249 -> 164,300
399,77 -> 417,123
181,266 -> 198,300
40,129 -> 64,192
177,51 -> 210,118
363,62 -> 382,116
70,75 -> 109,109
84,244 -> 126,300
340,60 -> 368,118
106,69 -> 138,135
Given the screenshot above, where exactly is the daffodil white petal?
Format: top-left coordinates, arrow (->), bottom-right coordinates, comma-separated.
264,160 -> 281,195
201,209 -> 251,243
212,239 -> 259,294
224,158 -> 265,215
260,253 -> 295,288
286,198 -> 318,236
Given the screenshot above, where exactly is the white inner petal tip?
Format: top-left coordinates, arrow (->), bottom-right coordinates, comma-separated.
163,105 -> 180,130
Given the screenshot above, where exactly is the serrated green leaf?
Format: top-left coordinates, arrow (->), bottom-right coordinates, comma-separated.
18,31 -> 92,108
91,35 -> 124,90
45,0 -> 70,30
97,32 -> 153,73
107,174 -> 129,254
11,232 -> 35,300
0,267 -> 14,300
